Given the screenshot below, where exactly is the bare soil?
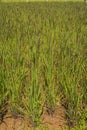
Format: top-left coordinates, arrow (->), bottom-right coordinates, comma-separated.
0,104 -> 67,130
42,104 -> 67,130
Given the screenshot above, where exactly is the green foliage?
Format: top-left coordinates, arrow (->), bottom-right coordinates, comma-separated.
0,0 -> 84,2
0,2 -> 87,129
0,43 -> 8,117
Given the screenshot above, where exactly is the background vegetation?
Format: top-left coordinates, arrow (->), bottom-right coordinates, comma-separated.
0,2 -> 87,130
0,0 -> 84,2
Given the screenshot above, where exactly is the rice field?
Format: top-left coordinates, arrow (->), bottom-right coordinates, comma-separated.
0,1 -> 87,130
0,0 -> 84,2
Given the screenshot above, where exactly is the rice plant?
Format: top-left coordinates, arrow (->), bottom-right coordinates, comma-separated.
0,43 -> 8,122
42,38 -> 59,115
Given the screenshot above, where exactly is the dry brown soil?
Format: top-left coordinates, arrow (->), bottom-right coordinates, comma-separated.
0,105 -> 67,130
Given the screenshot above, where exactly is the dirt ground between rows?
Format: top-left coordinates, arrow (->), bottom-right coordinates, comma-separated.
0,105 -> 67,130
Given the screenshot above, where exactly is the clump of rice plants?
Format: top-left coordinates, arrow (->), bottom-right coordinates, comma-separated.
0,43 -> 8,122
42,40 -> 59,115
